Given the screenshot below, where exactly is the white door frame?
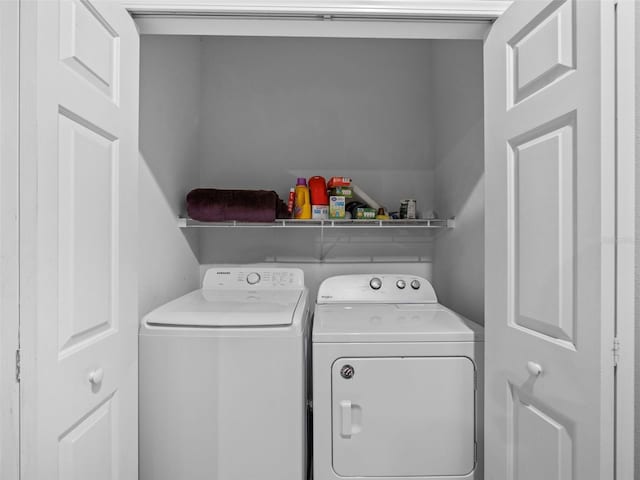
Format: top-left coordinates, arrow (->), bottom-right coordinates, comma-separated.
128,0 -> 510,38
126,0 -> 509,39
9,0 -> 635,477
0,1 -> 21,479
123,0 -> 512,18
614,0 -> 636,478
125,1 -> 638,474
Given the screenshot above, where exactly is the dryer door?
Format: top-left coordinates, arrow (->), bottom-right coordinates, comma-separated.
332,357 -> 476,477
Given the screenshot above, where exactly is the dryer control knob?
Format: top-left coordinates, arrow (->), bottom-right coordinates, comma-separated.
411,279 -> 421,290
246,272 -> 261,285
396,280 -> 406,289
369,277 -> 382,290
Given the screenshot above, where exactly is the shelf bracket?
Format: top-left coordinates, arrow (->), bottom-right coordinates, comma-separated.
319,223 -> 326,261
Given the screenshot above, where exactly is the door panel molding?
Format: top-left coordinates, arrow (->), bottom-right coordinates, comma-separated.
508,111 -> 576,349
59,0 -> 121,102
507,383 -> 574,480
506,0 -> 575,107
58,392 -> 118,480
57,111 -> 119,357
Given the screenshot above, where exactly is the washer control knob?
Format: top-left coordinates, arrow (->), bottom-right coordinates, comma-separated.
411,279 -> 421,290
369,277 -> 382,290
246,272 -> 261,285
396,280 -> 406,289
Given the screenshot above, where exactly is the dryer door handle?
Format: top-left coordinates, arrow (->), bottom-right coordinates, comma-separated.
340,400 -> 352,437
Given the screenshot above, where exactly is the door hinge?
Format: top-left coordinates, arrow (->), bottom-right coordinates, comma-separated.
15,349 -> 20,382
613,337 -> 620,367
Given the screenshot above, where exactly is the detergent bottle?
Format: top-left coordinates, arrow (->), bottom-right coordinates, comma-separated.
308,176 -> 329,219
294,178 -> 312,219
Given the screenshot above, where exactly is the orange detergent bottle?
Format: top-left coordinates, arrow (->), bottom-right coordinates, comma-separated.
294,178 -> 312,219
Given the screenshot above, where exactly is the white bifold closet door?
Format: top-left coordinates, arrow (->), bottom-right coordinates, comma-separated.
20,1 -> 139,478
484,0 -> 615,479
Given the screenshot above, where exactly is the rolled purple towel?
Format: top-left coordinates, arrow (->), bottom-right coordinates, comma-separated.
186,188 -> 288,222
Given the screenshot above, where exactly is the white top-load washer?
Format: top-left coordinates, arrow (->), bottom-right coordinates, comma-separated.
139,267 -> 311,480
312,274 -> 484,480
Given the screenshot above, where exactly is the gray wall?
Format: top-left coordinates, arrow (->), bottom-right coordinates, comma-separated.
138,36 -> 202,316
196,37 -> 437,264
137,36 -> 484,311
431,40 -> 485,324
198,37 -> 435,203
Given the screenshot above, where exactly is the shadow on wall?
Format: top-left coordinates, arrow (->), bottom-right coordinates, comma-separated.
433,176 -> 484,324
139,35 -> 202,218
138,155 -> 200,317
198,227 -> 435,265
434,120 -> 484,217
138,36 -> 205,316
431,40 -> 485,325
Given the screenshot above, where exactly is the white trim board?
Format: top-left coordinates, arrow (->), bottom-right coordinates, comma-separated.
125,0 -> 512,19
135,16 -> 490,38
615,1 -> 636,478
0,1 -> 20,480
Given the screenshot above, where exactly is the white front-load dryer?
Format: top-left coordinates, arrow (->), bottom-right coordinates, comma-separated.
312,274 -> 484,480
140,267 -> 311,480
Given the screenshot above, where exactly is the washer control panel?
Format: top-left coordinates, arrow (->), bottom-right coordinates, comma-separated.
368,277 -> 421,291
202,267 -> 304,289
317,274 -> 437,304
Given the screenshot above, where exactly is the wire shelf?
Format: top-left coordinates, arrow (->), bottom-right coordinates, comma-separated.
177,217 -> 455,229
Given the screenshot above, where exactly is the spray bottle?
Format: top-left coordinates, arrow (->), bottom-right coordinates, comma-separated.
287,188 -> 296,217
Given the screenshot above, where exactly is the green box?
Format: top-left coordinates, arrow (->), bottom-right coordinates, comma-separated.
329,187 -> 353,198
356,207 -> 377,219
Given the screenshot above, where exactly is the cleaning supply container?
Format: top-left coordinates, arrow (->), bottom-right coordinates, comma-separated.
287,188 -> 296,216
309,176 -> 329,220
294,178 -> 312,219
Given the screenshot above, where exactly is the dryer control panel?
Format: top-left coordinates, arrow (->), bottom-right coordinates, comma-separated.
202,267 -> 304,290
317,274 -> 437,304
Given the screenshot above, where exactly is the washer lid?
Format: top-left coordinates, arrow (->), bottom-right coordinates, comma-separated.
144,289 -> 303,327
312,303 -> 483,343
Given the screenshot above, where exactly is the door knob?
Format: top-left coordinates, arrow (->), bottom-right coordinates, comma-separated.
526,361 -> 543,377
88,368 -> 104,385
